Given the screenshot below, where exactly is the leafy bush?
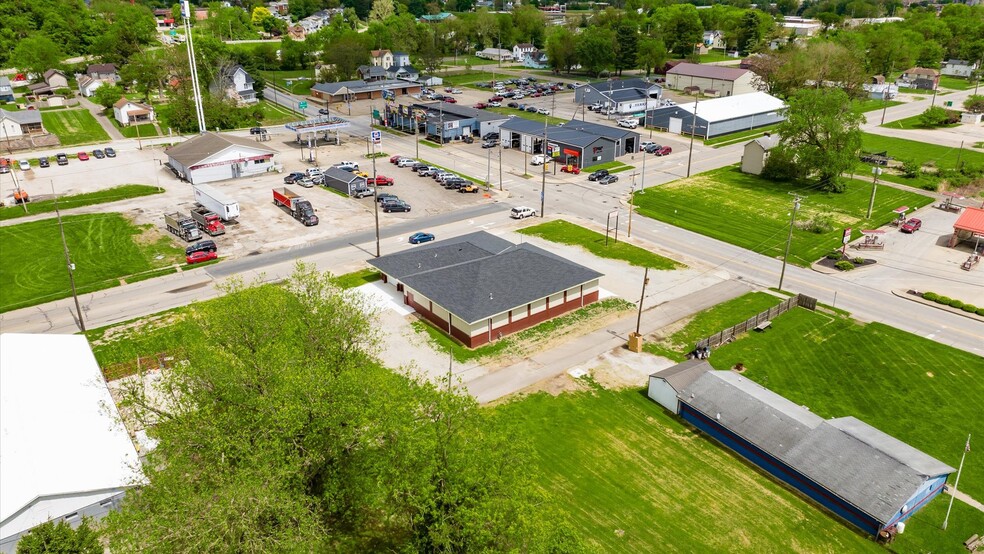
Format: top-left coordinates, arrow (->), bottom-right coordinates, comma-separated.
800,212 -> 836,234
936,296 -> 952,305
964,94 -> 984,114
852,257 -> 865,264
900,159 -> 921,178
761,146 -> 799,182
950,299 -> 964,309
922,292 -> 938,301
826,250 -> 844,260
977,308 -> 984,316
918,106 -> 961,127
963,304 -> 977,313
834,260 -> 855,271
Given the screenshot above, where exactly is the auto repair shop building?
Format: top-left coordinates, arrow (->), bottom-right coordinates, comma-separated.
368,231 -> 603,348
573,78 -> 663,115
645,92 -> 786,139
384,102 -> 509,142
499,118 -> 639,168
165,132 -> 277,185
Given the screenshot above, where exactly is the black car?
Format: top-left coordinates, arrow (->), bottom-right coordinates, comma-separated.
284,171 -> 306,184
645,144 -> 662,154
383,201 -> 411,213
56,153 -> 69,166
185,240 -> 217,256
249,127 -> 266,135
410,162 -> 428,172
377,193 -> 399,203
462,135 -> 474,144
587,169 -> 609,181
318,108 -> 329,115
482,132 -> 499,141
105,147 -> 116,158
38,156 -> 50,168
599,174 -> 619,185
525,106 -> 538,113
92,149 -> 105,159
507,102 -> 519,108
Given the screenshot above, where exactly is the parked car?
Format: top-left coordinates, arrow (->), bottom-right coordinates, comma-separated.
482,140 -> 498,149
474,102 -> 488,109
483,132 -> 499,141
488,101 -> 501,107
507,102 -> 519,108
383,200 -> 411,213
588,169 -> 609,181
306,167 -> 323,178
530,154 -> 549,166
900,218 -> 922,233
489,96 -> 504,102
56,153 -> 69,165
409,232 -> 435,244
644,143 -> 662,154
397,158 -> 417,167
654,146 -> 672,156
284,171 -> 306,184
18,159 -> 30,171
185,240 -> 217,256
537,108 -> 551,115
186,250 -> 218,264
377,193 -> 399,203
249,127 -> 266,135
510,206 -> 536,219
352,186 -> 375,198
92,149 -> 105,159
410,162 -> 428,172
525,106 -> 538,113
367,176 -> 394,186
462,135 -> 474,144
38,156 -> 50,168
318,108 -> 330,115
617,118 -> 638,129
450,88 -> 463,94
588,102 -> 603,111
560,165 -> 580,174
77,152 -> 90,161
640,140 -> 657,150
390,155 -> 403,163
598,174 -> 619,185
297,177 -> 316,188
334,161 -> 359,171
444,97 -> 457,104
418,166 -> 438,177
459,184 -> 481,193
105,147 -> 116,158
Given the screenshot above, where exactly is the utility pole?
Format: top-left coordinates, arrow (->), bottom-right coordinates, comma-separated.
943,434 -> 971,530
627,177 -> 639,237
627,267 -> 649,352
778,193 -> 803,292
540,117 -> 547,217
640,148 -> 648,192
956,140 -> 965,170
485,144 -> 492,190
498,138 -> 503,191
9,162 -> 29,214
414,107 -> 420,159
880,88 -> 890,125
867,167 -> 882,219
371,134 -> 381,258
686,96 -> 699,178
52,181 -> 86,332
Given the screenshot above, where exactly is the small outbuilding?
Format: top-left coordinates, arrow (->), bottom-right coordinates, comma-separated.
165,132 -> 277,185
646,92 -> 786,139
368,232 -> 603,348
321,166 -> 367,196
740,134 -> 780,175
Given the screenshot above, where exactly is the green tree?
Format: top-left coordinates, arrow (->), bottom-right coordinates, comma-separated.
546,26 -> 578,74
575,26 -> 616,77
773,88 -> 863,192
104,265 -> 579,552
90,3 -> 157,65
735,10 -> 768,54
614,22 -> 639,76
657,4 -> 704,58
91,84 -> 125,110
120,50 -> 168,103
637,37 -> 668,77
512,5 -> 548,46
369,0 -> 396,22
11,36 -> 64,80
321,31 -> 370,81
17,519 -> 102,554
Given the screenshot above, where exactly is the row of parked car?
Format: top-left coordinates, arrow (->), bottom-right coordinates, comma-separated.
0,149 -> 117,173
391,155 -> 481,192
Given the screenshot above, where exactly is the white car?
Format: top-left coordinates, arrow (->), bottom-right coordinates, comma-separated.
530,154 -> 549,166
18,160 -> 31,171
513,94 -> 525,100
451,88 -> 463,94
397,158 -> 417,167
617,118 -> 638,129
510,206 -> 536,219
306,167 -> 323,177
488,101 -> 501,107
640,140 -> 657,150
537,108 -> 550,115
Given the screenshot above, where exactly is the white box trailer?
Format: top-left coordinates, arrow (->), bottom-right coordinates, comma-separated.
193,184 -> 240,221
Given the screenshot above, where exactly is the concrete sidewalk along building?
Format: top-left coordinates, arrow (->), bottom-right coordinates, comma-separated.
648,361 -> 954,537
165,132 -> 277,185
0,334 -> 144,553
646,92 -> 786,139
368,232 -> 603,348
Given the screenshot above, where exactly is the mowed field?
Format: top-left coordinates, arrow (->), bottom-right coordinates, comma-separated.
0,213 -> 185,311
860,133 -> 984,170
40,109 -> 111,146
632,167 -> 933,266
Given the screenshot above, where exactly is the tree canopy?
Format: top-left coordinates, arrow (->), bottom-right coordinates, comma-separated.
17,519 -> 101,554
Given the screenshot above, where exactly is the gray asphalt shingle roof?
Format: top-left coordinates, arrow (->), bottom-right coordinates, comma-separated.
368,232 -> 602,323
650,359 -> 712,392
681,371 -> 955,524
165,132 -> 276,167
562,120 -> 637,141
0,109 -> 42,125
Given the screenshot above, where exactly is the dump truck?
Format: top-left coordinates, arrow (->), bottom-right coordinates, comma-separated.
164,212 -> 202,241
193,184 -> 240,221
272,188 -> 318,226
190,206 -> 226,236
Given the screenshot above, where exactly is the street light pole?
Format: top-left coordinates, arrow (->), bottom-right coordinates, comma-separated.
540,119 -> 547,217
686,95 -> 699,178
640,149 -> 648,192
778,193 -> 803,292
370,136 -> 380,258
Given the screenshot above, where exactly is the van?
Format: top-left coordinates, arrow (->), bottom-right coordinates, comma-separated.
530,154 -> 549,166
510,206 -> 536,219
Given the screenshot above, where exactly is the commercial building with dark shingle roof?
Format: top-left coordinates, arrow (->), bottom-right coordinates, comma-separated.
368,232 -> 603,347
498,118 -> 635,168
649,365 -> 955,536
665,62 -> 756,96
165,132 -> 277,185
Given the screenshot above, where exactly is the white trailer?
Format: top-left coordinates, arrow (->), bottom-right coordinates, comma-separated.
192,184 -> 240,221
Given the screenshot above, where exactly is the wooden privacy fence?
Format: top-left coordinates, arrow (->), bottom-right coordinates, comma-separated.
102,351 -> 180,382
694,294 -> 816,351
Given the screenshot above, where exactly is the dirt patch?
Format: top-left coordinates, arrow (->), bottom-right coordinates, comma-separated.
132,221 -> 170,247
926,371 -> 934,378
514,372 -> 592,397
643,314 -> 694,352
92,310 -> 188,346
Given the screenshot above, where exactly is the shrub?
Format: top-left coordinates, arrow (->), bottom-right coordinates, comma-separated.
963,304 -> 977,313
826,250 -> 844,260
977,308 -> 984,316
761,146 -> 799,182
919,106 -> 950,127
835,260 -> 855,271
922,292 -> 938,301
900,159 -> 921,178
936,296 -> 952,305
852,257 -> 865,264
950,299 -> 964,309
801,213 -> 836,234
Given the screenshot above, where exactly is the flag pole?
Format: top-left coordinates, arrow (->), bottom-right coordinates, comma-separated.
943,434 -> 971,530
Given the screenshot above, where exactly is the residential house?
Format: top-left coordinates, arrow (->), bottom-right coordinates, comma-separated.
392,52 -> 411,68
0,77 -> 13,103
0,109 -> 45,139
387,65 -> 420,82
287,25 -> 306,40
513,43 -> 536,61
940,59 -> 979,78
113,98 -> 156,126
77,76 -> 103,97
523,50 -> 549,70
476,48 -> 513,61
358,65 -> 387,82
268,0 -> 290,15
27,69 -> 69,96
371,49 -> 394,69
899,67 -> 940,90
419,12 -> 454,23
77,63 -> 120,98
209,65 -> 257,104
741,134 -> 780,175
703,30 -> 727,50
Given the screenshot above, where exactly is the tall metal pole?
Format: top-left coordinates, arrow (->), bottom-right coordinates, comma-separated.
371,137 -> 380,258
498,138 -> 503,191
635,267 -> 649,336
9,161 -> 29,213
943,434 -> 971,530
866,167 -> 881,219
539,118 -> 547,217
640,149 -> 648,192
52,181 -> 86,332
778,194 -> 803,292
686,96 -> 699,178
414,107 -> 420,159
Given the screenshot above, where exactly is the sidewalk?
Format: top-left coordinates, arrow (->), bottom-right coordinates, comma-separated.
77,96 -> 125,141
947,488 -> 984,514
466,279 -> 754,403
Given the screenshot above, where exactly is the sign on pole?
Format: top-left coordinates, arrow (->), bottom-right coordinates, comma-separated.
843,228 -> 852,244
298,101 -> 308,110
371,130 -> 382,145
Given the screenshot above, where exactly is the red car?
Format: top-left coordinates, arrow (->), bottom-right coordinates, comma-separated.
560,165 -> 581,174
186,250 -> 218,264
473,103 -> 488,109
489,95 -> 504,102
77,152 -> 90,161
367,175 -> 394,186
654,146 -> 672,156
444,97 -> 457,104
389,155 -> 403,164
900,218 -> 922,233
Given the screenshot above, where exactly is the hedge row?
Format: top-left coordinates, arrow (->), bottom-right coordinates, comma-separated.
921,292 -> 984,315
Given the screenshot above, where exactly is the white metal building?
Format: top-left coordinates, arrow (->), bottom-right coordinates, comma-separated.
165,132 -> 278,185
0,334 -> 144,553
645,92 -> 787,139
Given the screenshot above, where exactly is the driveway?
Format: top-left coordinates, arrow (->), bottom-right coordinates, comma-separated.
78,96 -> 125,141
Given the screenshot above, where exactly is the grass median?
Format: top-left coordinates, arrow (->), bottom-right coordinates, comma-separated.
0,185 -> 163,221
517,220 -> 683,270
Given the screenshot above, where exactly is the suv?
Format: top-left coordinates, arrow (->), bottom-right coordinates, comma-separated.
38,156 -> 50,168
418,166 -> 438,177
334,161 -> 359,172
587,169 -> 609,181
56,153 -> 69,166
617,118 -> 638,129
250,127 -> 266,135
185,240 -> 217,256
459,184 -> 481,193
352,187 -> 375,198
483,132 -> 499,141
510,206 -> 536,219
397,158 -> 417,167
306,167 -> 323,178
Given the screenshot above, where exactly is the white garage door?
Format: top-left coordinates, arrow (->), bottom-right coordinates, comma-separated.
669,117 -> 682,134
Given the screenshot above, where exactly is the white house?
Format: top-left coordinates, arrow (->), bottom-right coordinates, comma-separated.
0,109 -> 44,139
392,52 -> 411,68
941,59 -> 979,78
513,43 -> 535,61
166,132 -> 278,185
210,65 -> 257,104
0,334 -> 144,553
113,98 -> 156,126
703,30 -> 726,50
371,49 -> 394,69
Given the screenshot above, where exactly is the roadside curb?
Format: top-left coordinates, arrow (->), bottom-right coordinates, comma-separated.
890,289 -> 984,323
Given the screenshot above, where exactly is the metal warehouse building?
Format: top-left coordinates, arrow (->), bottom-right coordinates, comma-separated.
645,92 -> 786,139
368,232 -> 603,348
499,118 -> 640,168
383,102 -> 510,142
648,362 -> 954,537
165,132 -> 277,185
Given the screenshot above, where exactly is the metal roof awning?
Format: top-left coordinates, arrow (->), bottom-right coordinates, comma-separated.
893,206 -> 909,214
860,229 -> 885,234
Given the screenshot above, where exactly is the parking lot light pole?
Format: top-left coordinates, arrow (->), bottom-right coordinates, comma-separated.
686,96 -> 699,178
369,136 -> 380,258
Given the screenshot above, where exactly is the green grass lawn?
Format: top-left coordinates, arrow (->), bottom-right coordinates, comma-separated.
582,160 -> 631,171
330,267 -> 381,289
708,306 -> 984,503
40,109 -> 111,146
880,114 -> 960,130
258,69 -> 317,96
898,87 -> 932,95
441,54 -> 487,67
704,124 -> 781,147
632,166 -> 933,266
517,220 -> 683,270
698,50 -> 738,63
861,133 -> 984,170
0,214 -> 185,312
0,185 -> 163,221
486,106 -> 568,126
851,98 -> 904,114
440,71 -> 499,87
118,123 -> 160,139
643,291 -> 783,360
937,75 -> 975,91
256,99 -> 302,125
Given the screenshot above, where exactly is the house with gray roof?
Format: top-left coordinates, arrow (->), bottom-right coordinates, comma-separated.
357,65 -> 387,82
0,109 -> 45,139
0,77 -> 13,103
648,364 -> 955,536
573,78 -> 663,116
368,231 -> 603,348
